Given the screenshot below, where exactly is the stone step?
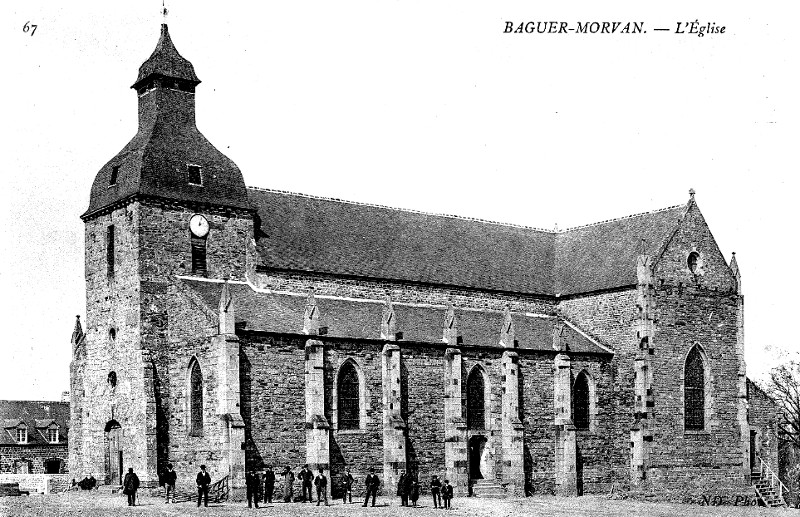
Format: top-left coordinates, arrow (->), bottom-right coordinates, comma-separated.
470,481 -> 506,498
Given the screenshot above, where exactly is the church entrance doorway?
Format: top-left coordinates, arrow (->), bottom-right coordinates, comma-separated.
468,435 -> 487,480
104,420 -> 123,485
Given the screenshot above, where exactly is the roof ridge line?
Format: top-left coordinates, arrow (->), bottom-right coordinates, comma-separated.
247,186 -> 556,233
560,203 -> 685,232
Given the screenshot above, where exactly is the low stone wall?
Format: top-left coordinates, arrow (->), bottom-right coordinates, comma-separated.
0,473 -> 71,494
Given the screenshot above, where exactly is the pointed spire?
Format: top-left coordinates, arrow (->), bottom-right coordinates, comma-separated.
730,252 -> 742,294
219,281 -> 235,334
442,303 -> 458,344
689,188 -> 696,203
132,23 -> 200,90
381,297 -> 396,340
500,307 -> 515,348
552,318 -> 568,352
71,315 -> 84,345
304,291 -> 319,335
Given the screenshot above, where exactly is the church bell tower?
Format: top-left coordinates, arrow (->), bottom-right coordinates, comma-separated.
71,23 -> 254,486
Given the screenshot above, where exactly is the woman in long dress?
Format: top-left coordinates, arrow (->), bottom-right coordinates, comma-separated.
282,466 -> 295,502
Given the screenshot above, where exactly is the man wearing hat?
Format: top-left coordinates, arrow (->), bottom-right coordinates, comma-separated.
196,465 -> 211,507
122,467 -> 140,506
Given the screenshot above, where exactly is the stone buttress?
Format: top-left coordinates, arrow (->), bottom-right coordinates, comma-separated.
553,319 -> 577,496
631,252 -> 655,483
213,281 -> 246,494
499,308 -> 525,494
304,293 -> 331,474
381,299 -> 408,494
731,253 -> 750,482
443,304 -> 469,494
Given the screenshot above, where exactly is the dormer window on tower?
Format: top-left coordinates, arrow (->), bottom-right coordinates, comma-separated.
16,427 -> 27,444
188,164 -> 202,186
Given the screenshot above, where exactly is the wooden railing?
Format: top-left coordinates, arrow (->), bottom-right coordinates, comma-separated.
170,476 -> 229,504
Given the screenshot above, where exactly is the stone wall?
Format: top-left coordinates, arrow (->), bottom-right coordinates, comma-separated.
0,445 -> 68,474
325,341 -> 384,497
239,333 -> 307,479
74,203 -> 148,483
253,270 -> 555,315
748,379 -> 780,476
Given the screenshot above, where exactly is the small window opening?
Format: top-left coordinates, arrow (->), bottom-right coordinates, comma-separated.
466,368 -> 486,430
188,165 -> 203,185
16,428 -> 27,444
109,328 -> 116,341
47,428 -> 59,444
107,225 -> 115,278
108,371 -> 117,388
191,235 -> 207,275
109,166 -> 119,186
337,362 -> 360,430
687,252 -> 700,275
190,360 -> 204,436
573,372 -> 590,430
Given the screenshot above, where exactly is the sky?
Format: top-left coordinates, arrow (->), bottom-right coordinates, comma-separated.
0,1 -> 797,401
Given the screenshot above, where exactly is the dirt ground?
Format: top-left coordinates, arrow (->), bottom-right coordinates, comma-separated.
1,491 -> 798,517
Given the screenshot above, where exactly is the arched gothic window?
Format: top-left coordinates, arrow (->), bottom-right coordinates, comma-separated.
573,371 -> 590,430
337,361 -> 360,430
189,359 -> 204,436
684,346 -> 705,430
466,368 -> 486,430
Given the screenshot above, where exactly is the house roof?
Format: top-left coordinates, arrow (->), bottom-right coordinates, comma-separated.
179,278 -> 611,355
0,401 -> 69,446
248,188 -> 688,297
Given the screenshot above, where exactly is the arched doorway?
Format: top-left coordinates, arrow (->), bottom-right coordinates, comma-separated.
104,420 -> 123,485
468,435 -> 487,480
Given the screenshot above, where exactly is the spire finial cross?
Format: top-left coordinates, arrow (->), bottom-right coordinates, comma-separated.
162,0 -> 168,23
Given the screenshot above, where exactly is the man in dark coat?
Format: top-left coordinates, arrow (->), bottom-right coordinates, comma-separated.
246,470 -> 260,508
341,468 -> 354,504
442,479 -> 453,509
282,466 -> 294,502
197,465 -> 212,507
299,464 -> 314,503
122,467 -> 140,507
363,467 -> 380,507
314,468 -> 329,506
162,463 -> 177,503
397,470 -> 408,506
430,475 -> 442,508
263,466 -> 276,503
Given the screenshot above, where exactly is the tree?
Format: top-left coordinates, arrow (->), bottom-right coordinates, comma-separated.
766,360 -> 800,507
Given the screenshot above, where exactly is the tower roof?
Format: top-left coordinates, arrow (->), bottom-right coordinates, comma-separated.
83,24 -> 250,219
132,24 -> 200,90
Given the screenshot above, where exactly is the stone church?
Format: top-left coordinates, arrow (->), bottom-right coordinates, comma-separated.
69,23 -> 780,501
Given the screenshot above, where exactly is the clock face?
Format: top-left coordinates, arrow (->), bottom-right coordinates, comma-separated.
189,214 -> 209,238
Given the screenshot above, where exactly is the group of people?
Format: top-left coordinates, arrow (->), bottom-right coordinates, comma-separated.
243,465 -> 454,509
122,463 -> 455,508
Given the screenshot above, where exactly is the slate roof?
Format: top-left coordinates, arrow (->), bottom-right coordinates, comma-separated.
249,188 -> 557,295
133,24 -> 200,89
0,401 -> 69,446
248,188 -> 688,297
554,206 -> 686,295
83,25 -> 250,218
179,278 -> 610,355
